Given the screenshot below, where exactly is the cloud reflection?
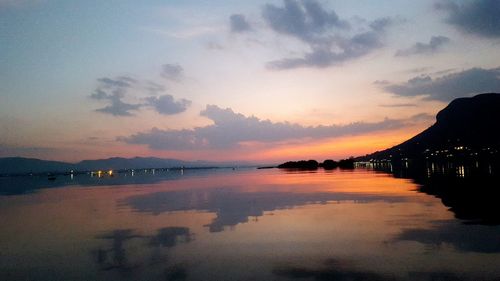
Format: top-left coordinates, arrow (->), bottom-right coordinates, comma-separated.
394,220 -> 500,253
94,227 -> 192,273
124,187 -> 407,232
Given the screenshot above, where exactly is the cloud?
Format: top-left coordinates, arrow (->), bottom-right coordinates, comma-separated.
261,1 -> 393,70
383,67 -> 500,101
144,81 -> 166,95
262,0 -> 349,42
90,73 -> 191,117
435,0 -> 500,38
266,21 -> 390,69
230,14 -> 252,33
373,80 -> 390,85
144,95 -> 191,115
403,67 -> 433,74
161,64 -> 183,81
119,105 -> 428,150
97,76 -> 136,88
395,36 -> 450,56
90,76 -> 142,116
95,98 -> 142,117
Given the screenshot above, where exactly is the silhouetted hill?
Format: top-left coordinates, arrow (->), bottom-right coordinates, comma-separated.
76,157 -> 192,171
0,157 -> 74,175
0,156 -> 250,175
357,93 -> 500,162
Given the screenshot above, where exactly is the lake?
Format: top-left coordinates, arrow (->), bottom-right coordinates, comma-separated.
0,167 -> 499,281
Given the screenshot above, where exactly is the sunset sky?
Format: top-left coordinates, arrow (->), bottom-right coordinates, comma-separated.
1,0 -> 500,163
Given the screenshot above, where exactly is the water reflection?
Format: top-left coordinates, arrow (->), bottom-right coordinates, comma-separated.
369,160 -> 500,224
1,168 -> 499,281
274,258 -> 500,281
394,220 -> 500,253
164,264 -> 188,281
273,258 -> 392,281
0,168 -> 237,195
95,229 -> 143,271
149,227 -> 191,248
124,187 -> 408,232
94,227 -> 191,278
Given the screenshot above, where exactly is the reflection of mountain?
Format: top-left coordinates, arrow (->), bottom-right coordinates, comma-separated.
124,187 -> 407,232
357,93 -> 500,162
371,162 -> 500,225
417,174 -> 500,224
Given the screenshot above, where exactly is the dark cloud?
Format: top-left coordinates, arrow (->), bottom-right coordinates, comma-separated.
119,105 -> 428,150
266,23 -> 390,69
144,95 -> 191,115
97,76 -> 135,89
95,98 -> 141,117
90,73 -> 190,117
90,77 -> 142,116
230,14 -> 252,33
395,36 -> 450,57
436,0 -> 500,38
262,0 -> 349,42
373,80 -> 390,85
262,1 -> 393,69
161,64 -> 183,81
383,67 -> 500,101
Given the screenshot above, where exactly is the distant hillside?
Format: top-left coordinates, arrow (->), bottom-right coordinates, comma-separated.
357,93 -> 500,161
0,157 -> 74,175
77,157 -> 192,171
0,156 -> 250,175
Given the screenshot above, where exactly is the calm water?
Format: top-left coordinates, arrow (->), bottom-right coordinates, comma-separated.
1,168 -> 499,281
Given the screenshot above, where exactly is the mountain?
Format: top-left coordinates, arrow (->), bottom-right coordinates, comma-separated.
357,93 -> 500,162
77,157 -> 192,171
0,157 -> 74,175
0,156 -> 251,175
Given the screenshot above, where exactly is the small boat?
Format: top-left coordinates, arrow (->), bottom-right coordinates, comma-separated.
47,174 -> 56,181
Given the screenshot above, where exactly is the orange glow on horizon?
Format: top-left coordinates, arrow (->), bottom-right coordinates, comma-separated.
33,122 -> 430,163
251,127 -> 427,163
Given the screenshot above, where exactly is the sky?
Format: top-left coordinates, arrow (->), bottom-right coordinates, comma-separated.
1,0 -> 500,163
